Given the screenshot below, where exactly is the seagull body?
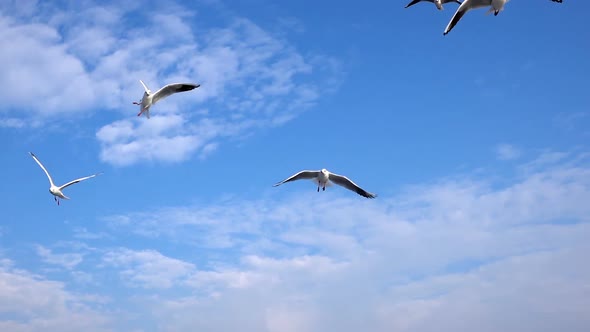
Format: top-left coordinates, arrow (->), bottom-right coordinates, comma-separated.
133,80 -> 200,119
29,152 -> 101,205
273,169 -> 377,199
405,0 -> 462,10
443,0 -> 508,35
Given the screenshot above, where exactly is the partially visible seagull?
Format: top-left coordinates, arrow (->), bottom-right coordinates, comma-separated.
443,0 -> 508,36
405,0 -> 462,10
550,0 -> 562,2
133,80 -> 200,119
29,152 -> 102,205
273,168 -> 377,199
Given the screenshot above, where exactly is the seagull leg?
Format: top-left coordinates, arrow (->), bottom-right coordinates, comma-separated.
317,186 -> 320,192
323,186 -> 326,191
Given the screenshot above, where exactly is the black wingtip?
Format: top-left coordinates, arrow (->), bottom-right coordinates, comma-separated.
176,84 -> 199,92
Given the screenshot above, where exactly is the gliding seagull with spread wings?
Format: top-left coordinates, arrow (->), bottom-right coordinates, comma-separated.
29,152 -> 102,205
133,80 -> 200,119
273,168 -> 377,199
443,0 -> 508,36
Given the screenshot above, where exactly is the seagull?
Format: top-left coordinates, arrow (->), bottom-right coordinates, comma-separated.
405,0 -> 462,10
273,169 -> 377,199
29,152 -> 102,205
550,0 -> 562,2
443,0 -> 508,36
133,80 -> 200,119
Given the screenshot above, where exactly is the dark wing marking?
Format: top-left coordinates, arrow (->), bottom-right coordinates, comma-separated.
328,173 -> 377,199
405,0 -> 433,8
152,83 -> 200,105
443,0 -> 474,35
59,173 -> 102,190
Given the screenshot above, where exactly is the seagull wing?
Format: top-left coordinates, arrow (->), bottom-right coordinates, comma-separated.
273,170 -> 320,187
59,173 -> 102,190
405,0 -> 434,8
444,0 -> 485,35
328,173 -> 377,199
151,83 -> 200,105
29,152 -> 55,186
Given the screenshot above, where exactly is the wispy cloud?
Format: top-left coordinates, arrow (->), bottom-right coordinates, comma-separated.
4,150 -> 590,330
495,143 -> 521,160
87,150 -> 590,331
102,248 -> 195,289
36,245 -> 84,270
0,118 -> 27,128
0,260 -> 110,332
0,2 -> 340,166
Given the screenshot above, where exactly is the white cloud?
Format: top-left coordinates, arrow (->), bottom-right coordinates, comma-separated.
495,143 -> 521,160
6,150 -> 586,330
36,245 -> 84,270
0,118 -> 27,128
377,248 -> 590,332
93,16 -> 333,166
0,261 -> 110,332
102,248 -> 195,289
95,115 -> 220,166
72,227 -> 110,240
0,2 -> 339,166
98,151 -> 590,331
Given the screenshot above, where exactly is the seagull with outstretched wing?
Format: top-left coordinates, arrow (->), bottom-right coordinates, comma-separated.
133,80 -> 200,119
273,168 -> 377,199
29,152 -> 102,205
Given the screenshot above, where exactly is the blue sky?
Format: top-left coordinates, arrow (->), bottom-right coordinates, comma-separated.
1,0 -> 589,331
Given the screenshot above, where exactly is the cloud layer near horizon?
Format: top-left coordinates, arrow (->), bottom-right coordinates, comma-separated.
3,150 -> 589,331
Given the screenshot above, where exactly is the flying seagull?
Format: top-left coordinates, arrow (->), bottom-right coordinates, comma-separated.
133,80 -> 200,119
29,152 -> 102,205
273,169 -> 377,199
443,0 -> 508,36
550,0 -> 562,2
405,0 -> 462,10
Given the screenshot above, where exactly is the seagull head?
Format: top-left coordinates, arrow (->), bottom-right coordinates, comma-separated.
49,186 -> 59,195
321,168 -> 328,174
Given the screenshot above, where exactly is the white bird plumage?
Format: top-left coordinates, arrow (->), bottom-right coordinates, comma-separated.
405,0 -> 462,11
29,152 -> 102,205
133,80 -> 201,119
273,168 -> 377,199
443,0 -> 508,36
